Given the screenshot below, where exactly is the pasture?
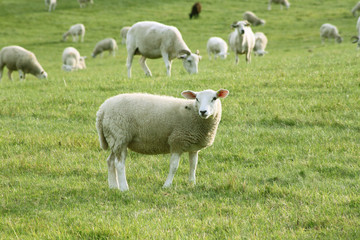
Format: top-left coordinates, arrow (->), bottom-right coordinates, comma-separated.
1,0 -> 359,238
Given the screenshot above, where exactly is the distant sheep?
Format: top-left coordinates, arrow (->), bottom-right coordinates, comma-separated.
78,0 -> 93,8
45,0 -> 56,12
320,23 -> 342,44
62,47 -> 86,72
228,20 -> 255,64
351,17 -> 360,48
120,26 -> 130,44
62,24 -> 85,42
268,0 -> 290,10
352,2 -> 360,16
189,2 -> 202,19
126,21 -> 201,78
206,37 -> 229,60
0,46 -> 47,81
92,38 -> 118,58
96,89 -> 229,191
243,11 -> 265,26
253,32 -> 268,56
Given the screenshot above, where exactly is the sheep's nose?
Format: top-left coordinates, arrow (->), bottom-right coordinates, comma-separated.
241,29 -> 245,34
200,110 -> 207,116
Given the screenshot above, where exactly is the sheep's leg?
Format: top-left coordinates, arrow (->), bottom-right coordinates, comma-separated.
126,50 -> 134,78
7,69 -> 13,80
107,152 -> 119,189
115,148 -> 129,191
139,56 -> 152,76
81,34 -> 84,43
161,52 -> 172,76
235,53 -> 239,64
246,52 -> 251,63
189,151 -> 199,185
0,65 -> 3,81
163,153 -> 182,188
18,70 -> 25,80
268,1 -> 271,10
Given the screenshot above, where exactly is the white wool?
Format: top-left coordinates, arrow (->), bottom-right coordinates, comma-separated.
352,2 -> 360,16
120,26 -> 130,44
228,21 -> 255,64
92,38 -> 118,58
253,32 -> 268,56
206,37 -> 228,60
320,23 -> 342,44
62,24 -> 85,42
243,11 -> 265,26
62,47 -> 86,71
268,0 -> 290,10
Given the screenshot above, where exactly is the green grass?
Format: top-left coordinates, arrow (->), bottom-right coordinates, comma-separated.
1,0 -> 360,239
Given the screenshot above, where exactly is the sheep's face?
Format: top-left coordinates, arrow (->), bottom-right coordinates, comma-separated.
37,71 -> 48,79
231,21 -> 250,35
336,36 -> 343,44
79,57 -> 87,69
182,89 -> 229,119
178,50 -> 201,74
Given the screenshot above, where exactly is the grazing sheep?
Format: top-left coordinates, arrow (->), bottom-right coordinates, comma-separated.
320,23 -> 342,44
206,37 -> 229,60
92,38 -> 118,58
352,2 -> 360,16
45,0 -> 56,12
351,17 -> 360,48
62,47 -> 86,72
243,11 -> 265,26
189,2 -> 202,19
253,32 -> 268,56
62,24 -> 85,42
228,20 -> 255,64
268,0 -> 290,10
126,21 -> 201,78
120,26 -> 130,44
96,89 -> 229,191
0,46 -> 47,81
78,0 -> 93,8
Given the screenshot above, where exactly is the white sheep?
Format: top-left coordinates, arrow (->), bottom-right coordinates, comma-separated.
126,21 -> 201,78
0,46 -> 47,81
206,37 -> 229,60
120,26 -> 130,44
92,38 -> 118,58
243,11 -> 265,26
228,20 -> 255,64
96,89 -> 229,191
352,2 -> 360,16
320,23 -> 342,44
253,32 -> 268,56
62,24 -> 85,42
45,0 -> 56,12
62,47 -> 86,72
78,0 -> 93,8
268,0 -> 290,10
351,17 -> 360,48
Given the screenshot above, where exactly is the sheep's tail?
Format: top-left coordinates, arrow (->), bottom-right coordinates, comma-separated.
96,108 -> 109,150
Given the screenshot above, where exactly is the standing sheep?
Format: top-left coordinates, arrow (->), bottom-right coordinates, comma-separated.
96,89 -> 229,191
62,24 -> 85,42
189,2 -> 202,19
0,46 -> 47,81
268,0 -> 290,10
243,11 -> 265,26
228,20 -> 255,64
253,32 -> 268,56
92,38 -> 118,58
45,0 -> 56,12
351,17 -> 360,48
62,47 -> 86,72
320,23 -> 342,44
206,37 -> 229,60
120,26 -> 130,44
126,21 -> 201,78
78,0 -> 93,8
352,2 -> 360,16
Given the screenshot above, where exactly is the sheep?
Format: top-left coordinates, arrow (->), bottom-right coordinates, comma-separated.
62,47 -> 86,72
352,2 -> 360,16
120,26 -> 130,44
228,20 -> 255,64
62,23 -> 85,42
189,2 -> 202,19
0,46 -> 47,81
92,38 -> 118,58
268,0 -> 290,10
78,0 -> 93,8
320,23 -> 342,44
45,0 -> 56,12
351,17 -> 360,48
126,21 -> 201,78
206,37 -> 229,60
253,32 -> 268,56
96,89 -> 229,191
243,11 -> 265,26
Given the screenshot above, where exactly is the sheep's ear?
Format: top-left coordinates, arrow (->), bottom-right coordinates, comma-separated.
195,49 -> 200,55
181,90 -> 197,99
177,54 -> 188,59
178,49 -> 191,58
82,56 -> 87,59
216,89 -> 229,98
244,20 -> 251,26
231,21 -> 238,28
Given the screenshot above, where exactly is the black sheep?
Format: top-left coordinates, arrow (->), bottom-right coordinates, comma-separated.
189,2 -> 201,19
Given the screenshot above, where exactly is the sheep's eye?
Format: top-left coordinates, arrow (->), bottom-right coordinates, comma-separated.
212,97 -> 217,101
187,60 -> 192,63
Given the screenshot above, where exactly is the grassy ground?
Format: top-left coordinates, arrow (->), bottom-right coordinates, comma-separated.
1,0 -> 360,239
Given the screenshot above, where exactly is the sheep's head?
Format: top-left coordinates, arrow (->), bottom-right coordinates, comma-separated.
79,56 -> 87,69
231,21 -> 251,34
336,36 -> 343,44
178,49 -> 201,74
37,70 -> 48,79
181,89 -> 229,119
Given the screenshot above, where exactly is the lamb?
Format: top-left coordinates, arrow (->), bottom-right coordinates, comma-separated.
206,37 -> 229,60
189,2 -> 202,19
352,2 -> 360,16
126,21 -> 201,78
0,46 -> 47,81
78,0 -> 93,8
228,20 -> 255,64
62,47 -> 86,72
268,0 -> 290,10
92,38 -> 118,58
320,23 -> 342,44
253,32 -> 268,56
351,17 -> 360,48
96,89 -> 229,191
62,24 -> 85,42
120,26 -> 130,44
243,11 -> 265,26
45,0 -> 56,12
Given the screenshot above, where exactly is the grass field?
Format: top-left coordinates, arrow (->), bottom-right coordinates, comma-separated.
1,0 -> 360,239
